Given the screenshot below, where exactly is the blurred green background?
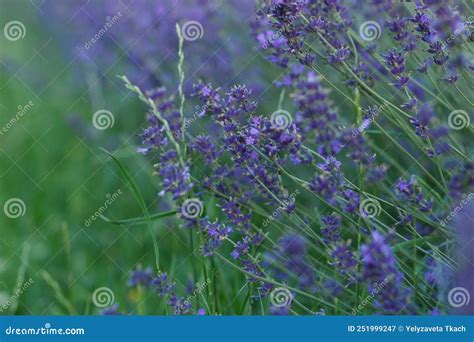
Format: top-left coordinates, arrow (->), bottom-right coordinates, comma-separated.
0,0 -> 187,315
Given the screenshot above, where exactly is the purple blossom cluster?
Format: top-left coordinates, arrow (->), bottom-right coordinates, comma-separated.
361,231 -> 412,314
95,0 -> 473,315
45,0 -> 260,90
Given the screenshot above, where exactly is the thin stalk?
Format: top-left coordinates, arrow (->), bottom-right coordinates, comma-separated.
175,24 -> 187,156
211,256 -> 218,313
454,83 -> 474,106
189,229 -> 199,308
119,76 -> 185,167
412,218 -> 418,305
354,87 -> 363,309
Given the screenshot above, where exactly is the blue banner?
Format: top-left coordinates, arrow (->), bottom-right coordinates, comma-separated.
0,316 -> 473,341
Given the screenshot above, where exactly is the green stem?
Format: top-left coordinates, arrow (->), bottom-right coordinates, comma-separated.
189,229 -> 199,309
211,256 -> 218,314
412,218 -> 418,305
176,24 -> 187,156
454,84 -> 474,106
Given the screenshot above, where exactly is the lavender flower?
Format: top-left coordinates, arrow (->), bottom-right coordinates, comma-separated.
100,304 -> 122,316
128,266 -> 153,288
138,87 -> 193,201
361,231 -> 412,314
321,214 -> 341,244
332,243 -> 357,278
394,176 -> 433,213
265,233 -> 316,290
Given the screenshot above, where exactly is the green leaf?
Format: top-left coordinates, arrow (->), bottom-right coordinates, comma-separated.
393,236 -> 435,252
100,210 -> 177,225
101,148 -> 160,271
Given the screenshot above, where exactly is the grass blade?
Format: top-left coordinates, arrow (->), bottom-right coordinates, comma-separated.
41,271 -> 77,315
101,148 -> 161,271
100,210 -> 177,226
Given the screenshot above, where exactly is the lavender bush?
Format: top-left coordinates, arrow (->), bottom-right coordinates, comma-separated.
86,0 -> 473,315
